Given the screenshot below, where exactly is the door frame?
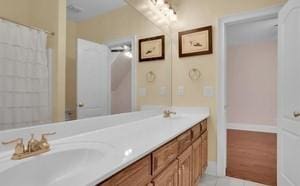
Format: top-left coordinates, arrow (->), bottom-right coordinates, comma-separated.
106,36 -> 137,114
217,5 -> 282,177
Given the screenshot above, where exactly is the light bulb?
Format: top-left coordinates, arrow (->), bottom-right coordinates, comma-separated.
124,51 -> 133,58
160,3 -> 169,12
170,12 -> 177,21
156,0 -> 164,6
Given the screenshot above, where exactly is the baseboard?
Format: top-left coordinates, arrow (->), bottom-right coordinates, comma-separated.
205,161 -> 217,176
227,123 -> 278,133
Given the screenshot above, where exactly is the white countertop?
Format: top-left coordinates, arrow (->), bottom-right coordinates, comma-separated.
0,109 -> 209,186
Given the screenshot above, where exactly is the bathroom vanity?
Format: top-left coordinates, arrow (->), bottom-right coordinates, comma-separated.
100,119 -> 208,186
0,108 -> 209,186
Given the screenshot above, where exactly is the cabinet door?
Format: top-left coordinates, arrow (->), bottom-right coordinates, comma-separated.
178,146 -> 193,186
178,130 -> 192,154
152,140 -> 178,176
192,137 -> 202,185
191,124 -> 201,142
101,156 -> 152,186
153,160 -> 179,186
201,130 -> 208,174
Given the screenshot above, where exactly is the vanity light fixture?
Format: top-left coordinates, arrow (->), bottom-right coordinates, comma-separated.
150,0 -> 177,22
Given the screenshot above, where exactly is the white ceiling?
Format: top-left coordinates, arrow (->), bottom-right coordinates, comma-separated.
227,18 -> 278,46
67,0 -> 126,22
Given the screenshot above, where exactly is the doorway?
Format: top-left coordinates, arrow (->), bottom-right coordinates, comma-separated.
107,37 -> 137,115
217,5 -> 282,182
109,40 -> 135,114
76,37 -> 136,119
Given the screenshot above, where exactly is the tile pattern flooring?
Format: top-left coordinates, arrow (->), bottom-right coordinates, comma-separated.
199,175 -> 267,186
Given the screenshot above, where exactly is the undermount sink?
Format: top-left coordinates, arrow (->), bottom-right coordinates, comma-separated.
0,142 -> 115,186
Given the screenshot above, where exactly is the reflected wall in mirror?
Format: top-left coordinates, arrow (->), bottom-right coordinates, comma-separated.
0,0 -> 171,131
66,0 -> 172,121
0,0 -> 66,131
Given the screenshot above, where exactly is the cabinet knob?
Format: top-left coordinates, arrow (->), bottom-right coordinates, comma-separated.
78,103 -> 84,108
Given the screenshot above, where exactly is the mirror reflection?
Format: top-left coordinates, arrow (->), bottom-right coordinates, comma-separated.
0,0 -> 172,130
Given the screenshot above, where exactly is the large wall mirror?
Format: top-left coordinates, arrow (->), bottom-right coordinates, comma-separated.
0,0 -> 172,131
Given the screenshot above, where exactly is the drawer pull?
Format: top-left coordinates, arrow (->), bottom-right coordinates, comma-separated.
167,154 -> 174,161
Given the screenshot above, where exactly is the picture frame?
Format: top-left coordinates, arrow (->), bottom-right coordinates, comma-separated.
139,35 -> 165,62
178,26 -> 213,57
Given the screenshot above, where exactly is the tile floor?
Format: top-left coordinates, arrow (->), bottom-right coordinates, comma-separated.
199,175 -> 267,186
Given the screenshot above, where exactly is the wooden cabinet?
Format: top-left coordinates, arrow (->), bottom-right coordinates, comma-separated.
99,118 -> 209,186
178,146 -> 193,186
152,140 -> 178,176
192,136 -> 202,185
201,130 -> 208,173
191,124 -> 201,142
177,130 -> 192,154
152,160 -> 179,186
201,120 -> 207,134
101,156 -> 152,186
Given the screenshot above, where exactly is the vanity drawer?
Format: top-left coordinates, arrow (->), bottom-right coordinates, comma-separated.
152,139 -> 179,176
101,155 -> 152,186
201,119 -> 208,134
191,124 -> 201,141
177,130 -> 192,154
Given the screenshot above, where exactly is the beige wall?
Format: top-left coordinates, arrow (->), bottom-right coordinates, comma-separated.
0,0 -> 66,122
66,5 -> 172,114
171,0 -> 286,161
0,0 -> 31,24
29,0 -> 67,122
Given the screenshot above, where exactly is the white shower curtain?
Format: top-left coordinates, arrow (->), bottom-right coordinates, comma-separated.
0,19 -> 51,130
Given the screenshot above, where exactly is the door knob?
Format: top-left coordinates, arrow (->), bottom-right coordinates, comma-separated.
78,103 -> 84,108
294,112 -> 300,118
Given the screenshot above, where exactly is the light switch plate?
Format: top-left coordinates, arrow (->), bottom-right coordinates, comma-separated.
160,86 -> 167,96
203,86 -> 214,97
177,86 -> 184,96
139,88 -> 146,97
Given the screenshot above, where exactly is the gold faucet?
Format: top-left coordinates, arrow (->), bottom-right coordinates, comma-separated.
163,110 -> 177,118
2,132 -> 56,160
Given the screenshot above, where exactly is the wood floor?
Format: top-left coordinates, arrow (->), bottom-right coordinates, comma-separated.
226,129 -> 277,186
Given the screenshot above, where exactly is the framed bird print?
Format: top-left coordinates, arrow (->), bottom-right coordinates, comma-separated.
178,26 -> 213,57
139,35 -> 165,62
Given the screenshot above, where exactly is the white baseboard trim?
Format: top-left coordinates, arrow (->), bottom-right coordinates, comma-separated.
227,123 -> 278,133
205,161 -> 217,176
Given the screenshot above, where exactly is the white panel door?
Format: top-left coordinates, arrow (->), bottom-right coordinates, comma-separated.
77,39 -> 109,119
278,1 -> 300,185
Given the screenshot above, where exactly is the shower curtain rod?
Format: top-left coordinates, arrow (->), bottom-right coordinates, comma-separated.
0,16 -> 55,36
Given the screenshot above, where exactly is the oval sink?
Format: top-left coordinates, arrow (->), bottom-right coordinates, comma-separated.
0,142 -> 115,186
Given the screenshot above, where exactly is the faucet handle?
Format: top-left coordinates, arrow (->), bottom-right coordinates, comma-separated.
41,132 -> 56,138
2,138 -> 25,155
40,132 -> 56,149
